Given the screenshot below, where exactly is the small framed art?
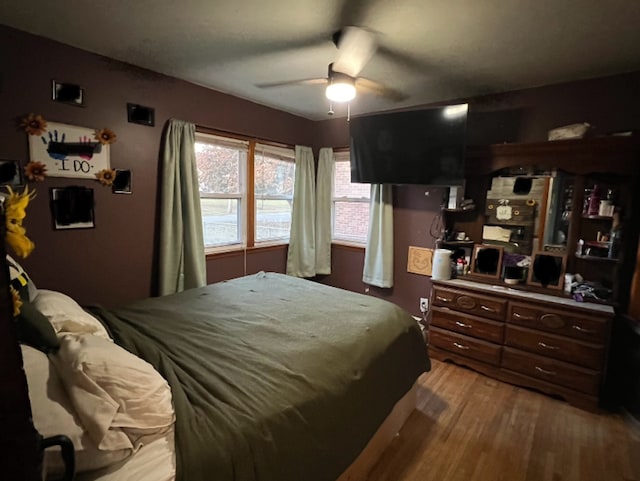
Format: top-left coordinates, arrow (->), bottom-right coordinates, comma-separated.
50,186 -> 95,230
0,160 -> 23,186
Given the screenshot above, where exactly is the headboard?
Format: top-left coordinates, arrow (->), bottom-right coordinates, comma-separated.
0,210 -> 42,480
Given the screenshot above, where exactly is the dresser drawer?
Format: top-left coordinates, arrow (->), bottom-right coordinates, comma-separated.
431,306 -> 504,343
505,325 -> 605,370
432,287 -> 507,321
430,326 -> 502,365
502,347 -> 601,395
508,301 -> 609,343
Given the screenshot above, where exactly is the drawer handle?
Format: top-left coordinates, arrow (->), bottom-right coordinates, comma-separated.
436,296 -> 451,303
535,366 -> 557,376
537,341 -> 559,350
453,342 -> 470,350
480,305 -> 497,313
572,325 -> 596,334
513,312 -> 535,321
455,321 -> 472,329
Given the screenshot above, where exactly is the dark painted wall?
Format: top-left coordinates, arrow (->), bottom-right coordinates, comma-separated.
4,24 -> 640,316
1,25 -> 315,307
314,71 -> 640,316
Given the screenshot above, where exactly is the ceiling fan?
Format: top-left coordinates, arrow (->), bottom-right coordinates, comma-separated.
256,26 -> 407,107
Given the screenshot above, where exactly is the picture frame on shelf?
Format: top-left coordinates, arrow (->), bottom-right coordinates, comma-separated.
470,244 -> 504,279
527,251 -> 567,290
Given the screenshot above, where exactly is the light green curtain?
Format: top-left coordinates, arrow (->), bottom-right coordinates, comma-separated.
315,147 -> 333,275
363,184 -> 394,288
286,145 -> 316,277
158,119 -> 206,295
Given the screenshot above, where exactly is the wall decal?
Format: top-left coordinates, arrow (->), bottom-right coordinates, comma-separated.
50,186 -> 95,230
20,113 -> 48,136
95,168 -> 117,186
28,122 -> 111,179
23,161 -> 47,182
52,80 -> 84,106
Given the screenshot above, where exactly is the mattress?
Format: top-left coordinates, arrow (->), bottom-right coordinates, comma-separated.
88,272 -> 429,481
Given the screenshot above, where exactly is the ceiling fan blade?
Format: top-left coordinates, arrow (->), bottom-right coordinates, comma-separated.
332,26 -> 377,78
256,78 -> 327,89
356,77 -> 408,102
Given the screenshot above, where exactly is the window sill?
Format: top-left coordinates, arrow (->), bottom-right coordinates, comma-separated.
205,243 -> 288,260
332,240 -> 366,251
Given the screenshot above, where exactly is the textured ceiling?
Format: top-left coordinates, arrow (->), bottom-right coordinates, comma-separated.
2,0 -> 640,120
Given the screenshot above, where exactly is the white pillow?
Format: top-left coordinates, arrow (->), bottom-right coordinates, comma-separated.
21,345 -> 132,477
32,289 -> 111,339
50,334 -> 175,452
7,254 -> 38,300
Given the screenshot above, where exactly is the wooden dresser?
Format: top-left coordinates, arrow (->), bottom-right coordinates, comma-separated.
429,279 -> 614,410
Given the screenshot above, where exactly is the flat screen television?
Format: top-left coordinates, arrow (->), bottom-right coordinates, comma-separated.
349,104 -> 468,185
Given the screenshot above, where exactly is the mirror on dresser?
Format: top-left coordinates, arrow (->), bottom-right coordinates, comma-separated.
469,167 -> 575,290
456,136 -> 639,306
481,169 -> 575,255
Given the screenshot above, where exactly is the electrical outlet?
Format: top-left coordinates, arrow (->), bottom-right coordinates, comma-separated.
419,297 -> 429,313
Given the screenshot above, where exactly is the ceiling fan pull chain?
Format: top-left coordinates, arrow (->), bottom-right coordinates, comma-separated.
328,101 -> 334,116
347,103 -> 351,122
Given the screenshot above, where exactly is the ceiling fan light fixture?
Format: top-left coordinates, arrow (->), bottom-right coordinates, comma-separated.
326,77 -> 356,102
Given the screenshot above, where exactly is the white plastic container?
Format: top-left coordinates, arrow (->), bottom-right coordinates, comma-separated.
432,249 -> 453,280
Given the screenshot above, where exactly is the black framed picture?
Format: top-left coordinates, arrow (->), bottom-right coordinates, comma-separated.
50,186 -> 95,230
112,169 -> 132,194
52,80 -> 85,107
127,103 -> 155,126
0,160 -> 23,186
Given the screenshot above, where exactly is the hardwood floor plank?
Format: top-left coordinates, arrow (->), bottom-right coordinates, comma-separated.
369,360 -> 640,481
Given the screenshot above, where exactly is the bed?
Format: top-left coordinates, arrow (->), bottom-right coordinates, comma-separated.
17,271 -> 429,481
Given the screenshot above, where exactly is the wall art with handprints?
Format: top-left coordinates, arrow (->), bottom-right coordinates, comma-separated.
28,122 -> 110,179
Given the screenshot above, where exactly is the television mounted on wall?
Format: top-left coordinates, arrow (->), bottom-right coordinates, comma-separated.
349,104 -> 468,185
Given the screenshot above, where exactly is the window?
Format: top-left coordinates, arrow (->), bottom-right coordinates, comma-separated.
332,151 -> 370,244
195,134 -> 248,248
254,144 -> 295,243
195,132 -> 295,251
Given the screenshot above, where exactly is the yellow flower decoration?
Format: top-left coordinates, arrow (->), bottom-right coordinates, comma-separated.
94,128 -> 117,145
96,168 -> 117,186
5,186 -> 36,258
24,161 -> 48,182
10,286 -> 22,317
20,113 -> 48,136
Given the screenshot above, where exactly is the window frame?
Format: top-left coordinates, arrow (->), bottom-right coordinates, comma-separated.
331,150 -> 370,247
195,130 -> 295,254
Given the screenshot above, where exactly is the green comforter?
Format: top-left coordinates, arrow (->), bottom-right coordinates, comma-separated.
90,273 -> 429,481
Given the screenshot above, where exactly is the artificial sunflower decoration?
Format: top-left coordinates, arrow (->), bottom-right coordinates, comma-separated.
95,168 -> 117,186
10,286 -> 22,317
24,161 -> 48,182
4,186 -> 36,259
94,128 -> 117,145
20,113 -> 48,136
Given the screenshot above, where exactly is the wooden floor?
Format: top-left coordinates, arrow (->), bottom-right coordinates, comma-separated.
368,360 -> 640,481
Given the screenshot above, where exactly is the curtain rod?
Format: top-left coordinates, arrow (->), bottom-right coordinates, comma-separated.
195,124 -> 294,150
